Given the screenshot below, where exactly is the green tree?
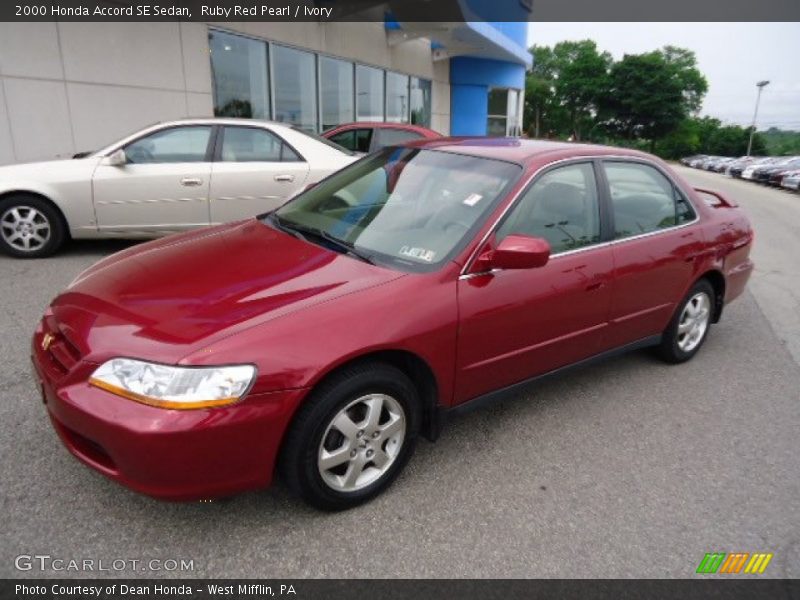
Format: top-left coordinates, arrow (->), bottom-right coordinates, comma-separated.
654,116 -> 768,159
524,41 -> 611,140
600,47 -> 707,151
708,125 -> 766,156
761,127 -> 800,155
552,41 -> 612,140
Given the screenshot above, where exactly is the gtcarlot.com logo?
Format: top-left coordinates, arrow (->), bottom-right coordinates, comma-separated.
15,554 -> 195,573
696,552 -> 773,574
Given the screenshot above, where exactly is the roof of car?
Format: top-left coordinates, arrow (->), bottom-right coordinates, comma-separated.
323,122 -> 441,137
401,137 -> 651,166
159,117 -> 295,129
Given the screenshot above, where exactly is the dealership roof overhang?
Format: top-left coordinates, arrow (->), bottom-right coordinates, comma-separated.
331,0 -> 533,68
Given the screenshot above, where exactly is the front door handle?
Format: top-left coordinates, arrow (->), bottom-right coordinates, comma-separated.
274,174 -> 295,183
180,177 -> 203,187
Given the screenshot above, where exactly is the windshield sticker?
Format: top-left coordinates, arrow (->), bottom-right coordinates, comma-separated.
399,246 -> 436,262
462,193 -> 483,207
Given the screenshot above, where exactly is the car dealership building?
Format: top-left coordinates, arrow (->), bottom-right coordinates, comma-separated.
0,6 -> 531,165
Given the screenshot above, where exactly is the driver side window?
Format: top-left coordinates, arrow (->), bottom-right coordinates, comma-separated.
124,126 -> 212,164
496,162 -> 601,254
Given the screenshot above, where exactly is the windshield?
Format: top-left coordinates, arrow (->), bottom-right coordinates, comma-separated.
271,147 -> 521,271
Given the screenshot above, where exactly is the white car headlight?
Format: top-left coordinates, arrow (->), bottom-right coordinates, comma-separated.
89,358 -> 256,410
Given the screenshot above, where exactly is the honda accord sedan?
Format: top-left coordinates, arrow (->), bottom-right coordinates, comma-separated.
31,139 -> 754,510
0,118 -> 356,258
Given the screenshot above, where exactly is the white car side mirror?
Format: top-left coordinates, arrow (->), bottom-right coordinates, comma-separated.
101,149 -> 127,166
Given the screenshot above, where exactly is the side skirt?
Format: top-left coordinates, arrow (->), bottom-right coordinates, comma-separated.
433,334 -> 662,435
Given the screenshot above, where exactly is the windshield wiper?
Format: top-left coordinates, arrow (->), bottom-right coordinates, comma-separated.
267,213 -> 375,265
266,212 -> 304,240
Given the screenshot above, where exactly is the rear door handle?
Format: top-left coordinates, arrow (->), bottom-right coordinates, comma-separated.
274,174 -> 295,182
180,177 -> 203,187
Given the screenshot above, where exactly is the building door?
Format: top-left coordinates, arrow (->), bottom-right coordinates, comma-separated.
487,88 -> 522,137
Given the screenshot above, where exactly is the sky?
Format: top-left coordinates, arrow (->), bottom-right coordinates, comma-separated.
527,23 -> 800,131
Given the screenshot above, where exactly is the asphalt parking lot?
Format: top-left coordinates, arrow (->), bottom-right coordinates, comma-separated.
1,168 -> 799,579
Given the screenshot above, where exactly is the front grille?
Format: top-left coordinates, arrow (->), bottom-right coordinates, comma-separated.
40,319 -> 84,378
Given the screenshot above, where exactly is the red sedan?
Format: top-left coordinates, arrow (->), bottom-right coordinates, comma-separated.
31,139 -> 754,510
322,121 -> 441,153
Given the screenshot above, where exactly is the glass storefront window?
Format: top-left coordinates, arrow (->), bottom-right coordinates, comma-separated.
386,72 -> 410,123
320,57 -> 354,132
273,45 -> 317,132
356,65 -> 384,122
209,31 -> 269,119
410,77 -> 432,127
208,29 -> 432,134
487,87 -> 522,137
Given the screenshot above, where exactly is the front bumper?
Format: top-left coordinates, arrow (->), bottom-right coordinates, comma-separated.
32,322 -> 308,501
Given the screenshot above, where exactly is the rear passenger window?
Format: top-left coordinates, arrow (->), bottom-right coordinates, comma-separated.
496,162 -> 601,254
329,129 -> 372,153
221,127 -> 299,162
604,162 -> 694,239
374,128 -> 424,150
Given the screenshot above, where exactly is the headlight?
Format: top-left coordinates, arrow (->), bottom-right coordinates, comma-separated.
89,358 -> 256,410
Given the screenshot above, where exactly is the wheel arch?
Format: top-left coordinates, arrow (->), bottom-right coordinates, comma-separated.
292,349 -> 443,443
696,269 -> 726,323
0,189 -> 71,237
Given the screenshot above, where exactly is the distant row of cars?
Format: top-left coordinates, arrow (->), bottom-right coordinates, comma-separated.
680,154 -> 800,192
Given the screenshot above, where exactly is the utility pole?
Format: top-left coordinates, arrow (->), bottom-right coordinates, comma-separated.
747,80 -> 770,157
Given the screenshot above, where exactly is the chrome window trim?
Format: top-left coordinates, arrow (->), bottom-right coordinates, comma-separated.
458,154 -> 701,279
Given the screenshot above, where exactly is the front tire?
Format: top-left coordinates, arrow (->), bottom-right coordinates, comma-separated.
657,279 -> 715,363
0,195 -> 66,258
279,363 -> 420,511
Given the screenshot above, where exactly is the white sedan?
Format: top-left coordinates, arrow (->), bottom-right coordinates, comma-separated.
0,118 -> 358,257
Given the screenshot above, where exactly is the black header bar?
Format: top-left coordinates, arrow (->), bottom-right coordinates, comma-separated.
4,579 -> 800,600
1,0 -> 799,22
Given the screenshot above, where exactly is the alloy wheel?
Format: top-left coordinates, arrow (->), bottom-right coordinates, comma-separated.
677,292 -> 711,353
318,393 -> 406,492
0,206 -> 51,253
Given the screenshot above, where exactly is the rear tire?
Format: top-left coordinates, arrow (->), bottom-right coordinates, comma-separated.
279,362 -> 420,511
657,279 -> 715,363
0,194 -> 66,258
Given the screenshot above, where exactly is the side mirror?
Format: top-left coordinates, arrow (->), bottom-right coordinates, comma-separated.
474,234 -> 551,272
101,149 -> 127,166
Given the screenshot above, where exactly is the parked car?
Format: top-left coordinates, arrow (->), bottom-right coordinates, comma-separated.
742,157 -> 782,180
725,157 -> 755,177
781,170 -> 800,191
679,154 -> 705,166
322,122 -> 441,154
32,139 -> 754,510
688,155 -> 709,168
755,158 -> 800,185
0,119 -> 357,258
709,157 -> 736,173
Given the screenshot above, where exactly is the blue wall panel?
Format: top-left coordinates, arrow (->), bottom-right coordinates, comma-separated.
450,57 -> 525,89
450,84 -> 490,136
450,57 -> 526,136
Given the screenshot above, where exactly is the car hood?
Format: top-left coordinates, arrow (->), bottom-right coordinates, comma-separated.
49,220 -> 405,364
0,157 -> 98,180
